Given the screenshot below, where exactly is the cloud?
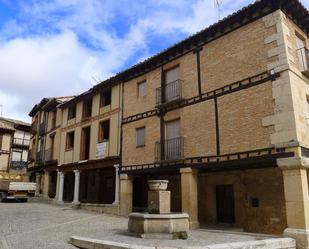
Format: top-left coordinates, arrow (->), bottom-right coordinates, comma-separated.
0,31 -> 105,121
0,0 -> 308,122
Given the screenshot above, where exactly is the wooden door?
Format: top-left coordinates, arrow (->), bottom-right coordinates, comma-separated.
216,185 -> 235,224
80,126 -> 91,160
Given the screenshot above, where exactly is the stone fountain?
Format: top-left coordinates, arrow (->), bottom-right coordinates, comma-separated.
128,180 -> 189,239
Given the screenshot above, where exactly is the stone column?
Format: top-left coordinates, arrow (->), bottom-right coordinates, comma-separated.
35,173 -> 41,196
180,167 -> 199,229
42,171 -> 50,199
57,171 -> 64,204
55,171 -> 60,201
120,174 -> 133,216
113,164 -> 120,204
278,157 -> 309,249
72,170 -> 80,205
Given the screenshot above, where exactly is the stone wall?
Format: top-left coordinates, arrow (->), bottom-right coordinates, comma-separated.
122,14 -> 280,167
198,168 -> 287,235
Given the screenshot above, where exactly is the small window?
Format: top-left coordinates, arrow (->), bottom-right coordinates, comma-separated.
136,127 -> 145,147
83,98 -> 92,118
296,34 -> 308,71
137,81 -> 146,97
66,131 -> 74,150
51,110 -> 57,129
68,105 -> 76,120
98,120 -> 110,143
100,89 -> 111,107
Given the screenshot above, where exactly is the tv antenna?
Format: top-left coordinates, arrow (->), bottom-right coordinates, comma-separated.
0,104 -> 3,117
214,0 -> 223,20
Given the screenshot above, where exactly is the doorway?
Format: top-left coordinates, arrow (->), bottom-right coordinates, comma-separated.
80,126 -> 91,160
216,185 -> 235,224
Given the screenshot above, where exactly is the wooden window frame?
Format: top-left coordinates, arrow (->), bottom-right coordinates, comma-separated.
82,98 -> 92,119
68,105 -> 76,120
136,126 -> 146,148
137,80 -> 146,97
100,88 -> 112,108
80,126 -> 91,161
98,120 -> 110,143
51,110 -> 57,129
66,131 -> 74,151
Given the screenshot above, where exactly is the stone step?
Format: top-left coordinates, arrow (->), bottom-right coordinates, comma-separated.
69,235 -> 295,249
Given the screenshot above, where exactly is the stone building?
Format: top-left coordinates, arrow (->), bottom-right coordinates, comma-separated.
117,0 -> 309,247
28,0 -> 309,247
28,84 -> 121,208
0,117 -> 30,179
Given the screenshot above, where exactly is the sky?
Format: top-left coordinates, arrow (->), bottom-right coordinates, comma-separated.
0,0 -> 308,122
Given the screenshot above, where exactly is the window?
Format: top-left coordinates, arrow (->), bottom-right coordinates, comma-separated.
66,131 -> 74,150
137,81 -> 146,97
296,34 -> 307,71
83,98 -> 92,119
0,134 -> 2,150
98,120 -> 110,143
136,127 -> 145,147
68,105 -> 76,120
51,110 -> 57,129
80,126 -> 91,160
100,89 -> 111,107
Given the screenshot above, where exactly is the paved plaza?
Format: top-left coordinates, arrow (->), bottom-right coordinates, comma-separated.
0,202 -> 279,249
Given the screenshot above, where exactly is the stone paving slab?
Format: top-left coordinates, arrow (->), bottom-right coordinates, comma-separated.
0,202 -> 295,249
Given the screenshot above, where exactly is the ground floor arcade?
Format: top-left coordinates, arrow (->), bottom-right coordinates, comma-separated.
30,158 -> 120,206
119,156 -> 309,248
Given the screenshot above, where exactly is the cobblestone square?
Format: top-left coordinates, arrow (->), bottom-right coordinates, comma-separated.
0,202 -> 276,249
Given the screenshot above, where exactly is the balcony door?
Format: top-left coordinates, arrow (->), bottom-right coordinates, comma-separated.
296,35 -> 307,71
80,126 -> 91,161
165,119 -> 181,160
164,67 -> 179,102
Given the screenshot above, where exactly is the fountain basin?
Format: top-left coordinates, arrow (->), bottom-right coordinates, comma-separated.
148,180 -> 169,191
128,212 -> 189,239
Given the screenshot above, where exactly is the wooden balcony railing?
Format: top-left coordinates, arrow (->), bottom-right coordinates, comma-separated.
156,80 -> 183,106
35,149 -> 55,165
155,137 -> 184,162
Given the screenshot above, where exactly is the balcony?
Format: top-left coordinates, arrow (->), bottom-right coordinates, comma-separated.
30,121 -> 38,134
11,161 -> 27,169
297,47 -> 309,77
38,122 -> 47,136
35,149 -> 56,165
44,149 -> 54,162
156,80 -> 184,107
155,137 -> 184,162
13,138 -> 30,147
